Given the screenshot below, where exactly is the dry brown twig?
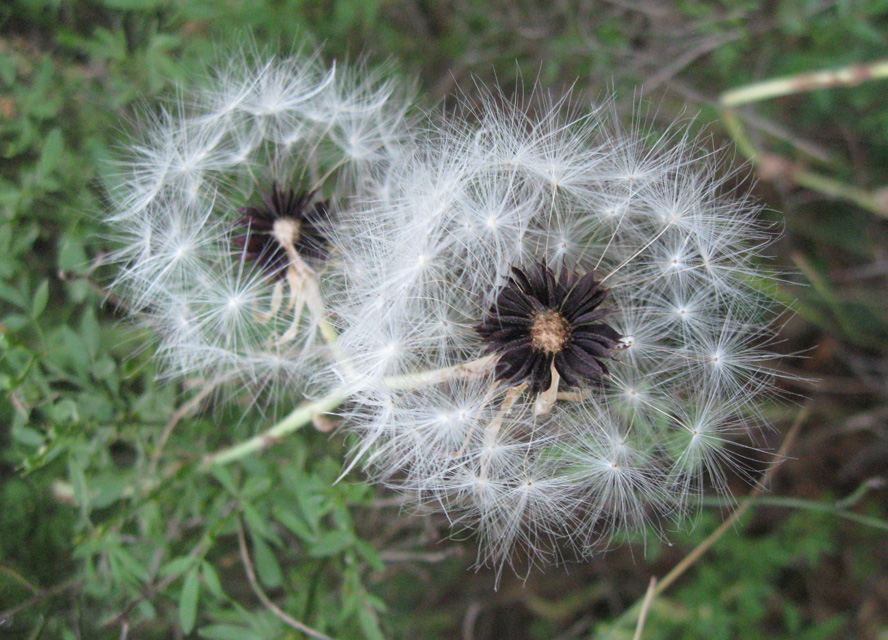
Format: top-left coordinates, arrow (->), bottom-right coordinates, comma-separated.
612,403 -> 811,636
632,577 -> 657,640
235,518 -> 337,640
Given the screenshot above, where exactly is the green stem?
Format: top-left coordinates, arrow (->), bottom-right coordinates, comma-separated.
721,88 -> 888,220
791,251 -> 869,344
789,169 -> 888,219
696,491 -> 888,533
317,316 -> 339,346
201,355 -> 496,469
719,110 -> 759,161
720,59 -> 888,107
200,387 -> 350,468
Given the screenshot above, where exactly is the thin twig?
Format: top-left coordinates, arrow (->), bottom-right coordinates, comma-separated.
0,577 -> 82,623
0,564 -> 41,595
611,404 -> 810,634
57,268 -> 134,316
657,404 -> 808,592
462,601 -> 482,640
235,519 -> 337,640
149,376 -> 226,473
378,549 -> 458,563
632,577 -> 657,640
695,477 -> 888,532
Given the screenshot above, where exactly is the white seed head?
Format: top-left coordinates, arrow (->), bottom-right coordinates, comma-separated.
331,88 -> 786,576
106,47 -> 416,396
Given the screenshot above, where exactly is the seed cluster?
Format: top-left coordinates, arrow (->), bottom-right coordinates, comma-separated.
477,263 -> 622,393
233,184 -> 331,278
107,47 -> 783,574
530,309 -> 571,354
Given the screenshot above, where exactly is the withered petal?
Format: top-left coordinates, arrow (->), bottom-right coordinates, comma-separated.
478,262 -> 619,392
563,345 -> 607,377
553,352 -> 581,387
234,184 -> 332,278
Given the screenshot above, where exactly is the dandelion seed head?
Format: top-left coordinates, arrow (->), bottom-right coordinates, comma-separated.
332,87 -> 786,576
107,47 -> 416,395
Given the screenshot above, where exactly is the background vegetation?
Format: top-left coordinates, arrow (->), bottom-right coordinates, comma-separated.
1,1 -> 887,638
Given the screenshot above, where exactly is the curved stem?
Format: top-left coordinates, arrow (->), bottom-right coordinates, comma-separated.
202,355 -> 496,468
201,387 -> 350,468
605,404 -> 809,637
236,519 -> 337,640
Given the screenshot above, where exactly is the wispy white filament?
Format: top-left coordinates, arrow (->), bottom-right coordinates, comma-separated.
107,47 -> 416,394
327,90 -> 785,577
107,50 -> 786,579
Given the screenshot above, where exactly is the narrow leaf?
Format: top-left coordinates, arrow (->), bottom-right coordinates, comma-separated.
251,534 -> 283,589
179,567 -> 200,634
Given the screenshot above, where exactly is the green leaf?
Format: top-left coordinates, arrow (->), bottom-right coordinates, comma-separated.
31,279 -> 48,318
10,223 -> 39,257
0,52 -> 15,85
1,314 -> 29,331
160,555 -> 196,578
242,503 -> 279,544
200,561 -> 226,600
90,475 -> 129,509
198,625 -> 256,640
250,533 -> 282,590
0,281 -> 27,309
179,567 -> 200,634
210,466 -> 240,496
34,128 -> 64,184
92,356 -> 117,381
354,540 -> 385,572
272,506 -> 313,541
11,424 -> 43,447
56,326 -> 91,379
109,547 -> 149,583
57,235 -> 87,273
79,307 -> 100,360
308,530 -> 354,558
357,604 -> 385,640
99,0 -> 169,10
241,476 -> 272,498
198,624 -> 256,640
47,398 -> 79,424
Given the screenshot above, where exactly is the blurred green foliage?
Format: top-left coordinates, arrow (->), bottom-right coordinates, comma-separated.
598,510 -> 850,640
2,1 -> 887,638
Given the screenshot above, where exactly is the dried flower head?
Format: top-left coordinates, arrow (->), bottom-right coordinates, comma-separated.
105,47 -> 415,390
105,46 -> 788,582
233,184 -> 331,278
477,262 -> 621,393
327,91 -> 785,577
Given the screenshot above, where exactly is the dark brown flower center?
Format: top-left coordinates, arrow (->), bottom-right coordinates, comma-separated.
233,184 -> 331,279
530,309 -> 571,354
477,263 -> 622,393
